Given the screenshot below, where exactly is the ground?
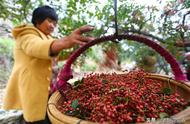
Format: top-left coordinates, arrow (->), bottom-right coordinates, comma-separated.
0,84 -> 5,108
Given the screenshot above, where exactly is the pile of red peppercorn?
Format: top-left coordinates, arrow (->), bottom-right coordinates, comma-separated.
57,70 -> 188,124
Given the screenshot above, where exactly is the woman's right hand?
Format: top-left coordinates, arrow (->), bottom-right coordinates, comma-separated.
63,25 -> 95,48
50,25 -> 95,55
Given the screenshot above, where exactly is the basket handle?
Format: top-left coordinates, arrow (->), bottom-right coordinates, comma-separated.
55,34 -> 187,93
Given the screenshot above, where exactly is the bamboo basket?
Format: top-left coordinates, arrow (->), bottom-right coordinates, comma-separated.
47,34 -> 190,124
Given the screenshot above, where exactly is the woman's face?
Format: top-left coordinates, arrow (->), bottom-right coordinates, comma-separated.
36,18 -> 57,35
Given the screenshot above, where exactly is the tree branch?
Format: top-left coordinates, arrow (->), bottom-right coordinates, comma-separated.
124,29 -> 165,43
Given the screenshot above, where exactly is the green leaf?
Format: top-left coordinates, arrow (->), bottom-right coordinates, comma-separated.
185,0 -> 190,8
162,88 -> 172,95
114,96 -> 131,105
159,112 -> 169,119
74,78 -> 84,87
74,80 -> 80,86
71,99 -> 79,109
102,79 -> 107,84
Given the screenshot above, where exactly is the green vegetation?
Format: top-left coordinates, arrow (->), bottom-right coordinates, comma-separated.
0,38 -> 14,85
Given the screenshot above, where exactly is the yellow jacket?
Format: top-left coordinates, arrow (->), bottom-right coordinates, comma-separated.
3,24 -> 55,122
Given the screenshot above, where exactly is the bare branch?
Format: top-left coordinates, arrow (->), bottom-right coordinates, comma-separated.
182,11 -> 190,27
124,29 -> 165,43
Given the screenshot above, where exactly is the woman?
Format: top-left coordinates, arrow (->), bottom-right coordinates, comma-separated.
3,5 -> 94,123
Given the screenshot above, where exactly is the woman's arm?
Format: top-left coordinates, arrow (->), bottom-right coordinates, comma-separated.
50,25 -> 94,55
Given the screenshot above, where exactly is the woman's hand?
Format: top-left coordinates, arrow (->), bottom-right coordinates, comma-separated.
50,25 -> 95,55
62,25 -> 95,48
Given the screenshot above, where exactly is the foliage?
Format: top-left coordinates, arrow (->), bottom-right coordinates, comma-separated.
0,38 -> 14,84
0,0 -> 190,76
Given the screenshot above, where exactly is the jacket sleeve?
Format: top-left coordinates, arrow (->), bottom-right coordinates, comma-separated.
18,33 -> 55,59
